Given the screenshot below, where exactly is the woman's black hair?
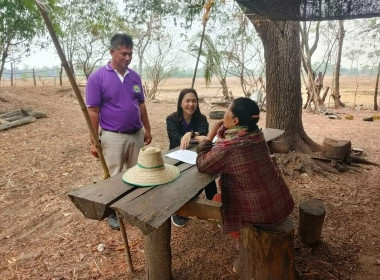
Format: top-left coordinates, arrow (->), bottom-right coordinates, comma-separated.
175,88 -> 202,125
230,97 -> 260,131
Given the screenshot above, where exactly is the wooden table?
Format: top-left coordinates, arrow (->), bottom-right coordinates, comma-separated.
68,128 -> 285,280
69,145 -> 218,280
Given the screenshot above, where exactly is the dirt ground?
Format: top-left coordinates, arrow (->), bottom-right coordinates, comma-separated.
0,76 -> 379,280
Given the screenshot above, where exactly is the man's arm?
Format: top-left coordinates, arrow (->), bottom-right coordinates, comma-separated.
87,106 -> 100,157
139,102 -> 152,145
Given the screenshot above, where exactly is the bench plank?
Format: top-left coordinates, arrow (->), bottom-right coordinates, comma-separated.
112,164 -> 218,234
176,197 -> 223,224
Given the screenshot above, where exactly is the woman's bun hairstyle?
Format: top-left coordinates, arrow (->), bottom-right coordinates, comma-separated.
230,97 -> 260,131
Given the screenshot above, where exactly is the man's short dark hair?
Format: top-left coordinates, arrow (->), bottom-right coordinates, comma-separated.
110,33 -> 133,50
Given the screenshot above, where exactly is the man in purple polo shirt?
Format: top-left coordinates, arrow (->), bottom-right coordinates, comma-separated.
86,33 -> 152,230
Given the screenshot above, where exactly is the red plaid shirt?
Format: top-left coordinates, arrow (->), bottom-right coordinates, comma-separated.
197,133 -> 294,233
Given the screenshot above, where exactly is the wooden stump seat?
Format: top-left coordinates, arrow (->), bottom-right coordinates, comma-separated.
298,198 -> 326,246
233,217 -> 295,280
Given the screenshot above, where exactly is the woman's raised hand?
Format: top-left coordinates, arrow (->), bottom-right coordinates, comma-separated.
207,120 -> 224,141
180,131 -> 193,149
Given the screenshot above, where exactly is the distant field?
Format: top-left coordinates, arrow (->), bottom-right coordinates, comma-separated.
1,74 -> 378,108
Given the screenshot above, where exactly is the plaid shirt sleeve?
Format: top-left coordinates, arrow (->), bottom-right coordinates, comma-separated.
196,140 -> 228,174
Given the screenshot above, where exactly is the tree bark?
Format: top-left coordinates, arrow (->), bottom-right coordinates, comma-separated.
332,21 -> 345,108
0,42 -> 9,82
246,16 -> 320,152
374,61 -> 379,111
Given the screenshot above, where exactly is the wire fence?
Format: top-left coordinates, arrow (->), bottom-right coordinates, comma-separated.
1,70 -> 87,87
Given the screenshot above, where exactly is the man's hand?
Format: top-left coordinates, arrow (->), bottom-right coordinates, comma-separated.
90,142 -> 99,158
144,131 -> 152,145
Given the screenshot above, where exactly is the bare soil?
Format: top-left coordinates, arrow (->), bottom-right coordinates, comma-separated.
0,76 -> 379,280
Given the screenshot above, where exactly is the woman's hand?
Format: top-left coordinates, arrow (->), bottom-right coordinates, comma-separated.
180,131 -> 192,149
206,120 -> 224,141
195,135 -> 207,143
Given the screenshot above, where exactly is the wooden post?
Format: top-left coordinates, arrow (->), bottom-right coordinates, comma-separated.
298,198 -> 326,246
33,69 -> 36,86
234,217 -> 295,280
11,62 -> 14,86
144,219 -> 172,280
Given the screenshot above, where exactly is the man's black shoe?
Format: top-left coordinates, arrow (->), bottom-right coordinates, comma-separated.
107,213 -> 120,230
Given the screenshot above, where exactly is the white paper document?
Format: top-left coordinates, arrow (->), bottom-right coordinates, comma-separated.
165,150 -> 197,165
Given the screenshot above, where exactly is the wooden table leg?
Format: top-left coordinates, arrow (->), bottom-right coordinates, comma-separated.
144,219 -> 172,280
116,210 -> 134,273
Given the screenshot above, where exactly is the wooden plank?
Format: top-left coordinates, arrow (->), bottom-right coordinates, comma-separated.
68,173 -> 136,220
263,128 -> 285,142
112,165 -> 218,234
176,197 -> 223,224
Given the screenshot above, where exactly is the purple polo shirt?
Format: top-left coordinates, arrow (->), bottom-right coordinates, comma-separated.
86,63 -> 145,132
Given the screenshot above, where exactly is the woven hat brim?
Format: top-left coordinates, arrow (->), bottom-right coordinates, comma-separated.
122,164 -> 180,187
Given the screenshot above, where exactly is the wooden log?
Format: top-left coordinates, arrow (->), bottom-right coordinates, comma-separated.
322,138 -> 351,162
0,108 -> 32,119
298,198 -> 326,246
0,116 -> 37,131
144,219 -> 172,280
234,217 -> 295,280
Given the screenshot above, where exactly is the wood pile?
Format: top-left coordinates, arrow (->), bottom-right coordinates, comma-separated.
0,108 -> 47,131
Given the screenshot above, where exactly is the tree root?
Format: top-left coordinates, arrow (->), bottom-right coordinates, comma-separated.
275,151 -> 371,181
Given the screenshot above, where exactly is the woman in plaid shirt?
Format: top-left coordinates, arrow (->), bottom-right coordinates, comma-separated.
196,97 -> 294,234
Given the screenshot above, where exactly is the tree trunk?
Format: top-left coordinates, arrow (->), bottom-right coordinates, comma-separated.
246,16 -> 320,152
332,20 -> 345,108
220,78 -> 229,100
374,61 -> 379,111
0,42 -> 9,82
59,66 -> 63,86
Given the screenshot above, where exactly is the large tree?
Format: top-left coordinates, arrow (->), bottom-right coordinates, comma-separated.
245,15 -> 320,152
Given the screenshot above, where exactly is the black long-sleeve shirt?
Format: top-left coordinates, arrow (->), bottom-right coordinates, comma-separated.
166,112 -> 209,149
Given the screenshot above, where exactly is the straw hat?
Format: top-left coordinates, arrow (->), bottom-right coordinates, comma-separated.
122,146 -> 180,187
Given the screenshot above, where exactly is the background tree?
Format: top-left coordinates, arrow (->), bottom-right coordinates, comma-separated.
332,20 -> 346,108
143,32 -> 178,100
0,0 -> 57,81
188,33 -> 232,100
123,0 -> 180,76
225,11 -> 265,98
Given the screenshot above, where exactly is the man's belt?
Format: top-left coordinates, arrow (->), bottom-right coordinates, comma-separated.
102,128 -> 140,134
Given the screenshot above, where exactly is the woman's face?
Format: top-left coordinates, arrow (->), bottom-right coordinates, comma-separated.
223,105 -> 239,129
181,92 -> 198,117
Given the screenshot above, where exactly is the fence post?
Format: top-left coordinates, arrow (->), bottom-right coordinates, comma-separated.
11,63 -> 14,87
33,69 -> 36,86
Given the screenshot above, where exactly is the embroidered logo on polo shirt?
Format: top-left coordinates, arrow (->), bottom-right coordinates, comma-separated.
133,85 -> 141,93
